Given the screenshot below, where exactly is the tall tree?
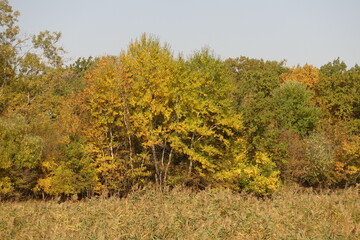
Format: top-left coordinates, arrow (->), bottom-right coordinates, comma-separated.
0,0 -> 20,113
316,58 -> 360,121
225,57 -> 287,162
119,34 -> 180,190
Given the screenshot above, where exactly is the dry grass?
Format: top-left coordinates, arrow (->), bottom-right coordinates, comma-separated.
0,186 -> 359,240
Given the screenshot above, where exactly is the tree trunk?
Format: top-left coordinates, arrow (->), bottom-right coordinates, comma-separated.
123,108 -> 134,171
164,147 -> 173,184
152,145 -> 161,189
188,132 -> 195,177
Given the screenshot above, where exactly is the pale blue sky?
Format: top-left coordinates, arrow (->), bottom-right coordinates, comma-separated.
11,0 -> 360,67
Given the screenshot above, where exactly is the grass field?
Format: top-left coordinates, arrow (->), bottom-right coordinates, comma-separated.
0,186 -> 359,240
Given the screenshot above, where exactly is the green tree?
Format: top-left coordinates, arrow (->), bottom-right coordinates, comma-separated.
0,115 -> 43,199
226,57 -> 287,165
271,81 -> 320,135
316,58 -> 360,121
302,133 -> 335,187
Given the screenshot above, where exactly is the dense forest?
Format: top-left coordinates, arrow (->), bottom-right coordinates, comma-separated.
1,0 -> 359,200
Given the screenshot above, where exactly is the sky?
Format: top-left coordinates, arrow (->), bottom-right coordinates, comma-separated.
10,0 -> 360,67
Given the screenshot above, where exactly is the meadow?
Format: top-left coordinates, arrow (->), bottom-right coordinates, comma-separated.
0,186 -> 359,240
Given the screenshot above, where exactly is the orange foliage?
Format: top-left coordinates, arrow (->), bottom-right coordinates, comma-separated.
280,64 -> 319,88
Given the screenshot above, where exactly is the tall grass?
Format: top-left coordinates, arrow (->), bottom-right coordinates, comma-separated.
0,186 -> 359,239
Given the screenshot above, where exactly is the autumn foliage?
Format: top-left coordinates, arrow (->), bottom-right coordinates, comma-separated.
0,0 -> 359,200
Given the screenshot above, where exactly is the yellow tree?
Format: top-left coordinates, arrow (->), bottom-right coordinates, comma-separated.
120,37 -> 280,194
169,50 -> 279,194
0,0 -> 19,96
280,64 -> 319,89
169,49 -> 245,184
33,93 -> 98,199
83,56 -> 149,195
120,34 -> 180,190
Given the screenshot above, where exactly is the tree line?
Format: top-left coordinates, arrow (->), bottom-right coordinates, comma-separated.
0,0 -> 359,199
